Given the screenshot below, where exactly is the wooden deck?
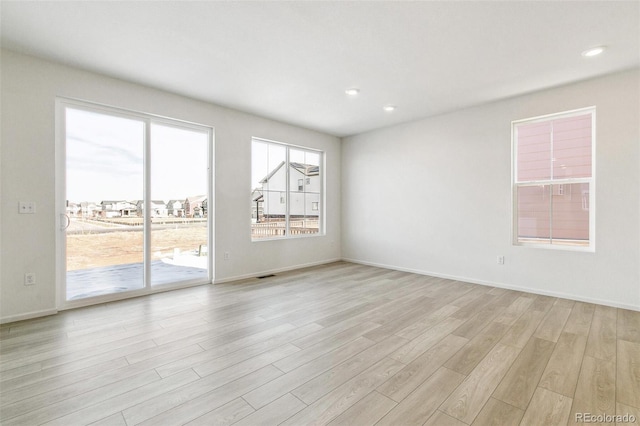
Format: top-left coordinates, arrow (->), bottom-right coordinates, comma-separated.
67,261 -> 208,300
1,262 -> 639,425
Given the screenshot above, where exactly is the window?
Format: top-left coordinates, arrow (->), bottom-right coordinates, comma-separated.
512,107 -> 595,250
251,137 -> 322,240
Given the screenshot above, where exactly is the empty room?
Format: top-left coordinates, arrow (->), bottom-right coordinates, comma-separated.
1,1 -> 639,425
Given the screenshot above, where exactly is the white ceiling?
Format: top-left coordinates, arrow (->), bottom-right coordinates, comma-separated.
1,1 -> 638,137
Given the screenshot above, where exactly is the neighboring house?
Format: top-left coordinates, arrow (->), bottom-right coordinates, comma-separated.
151,200 -> 168,217
100,200 -> 137,218
184,195 -> 207,217
257,162 -> 320,219
517,183 -> 590,242
66,201 -> 81,217
251,189 -> 263,222
167,199 -> 185,217
201,199 -> 208,217
80,201 -> 99,218
135,200 -> 169,217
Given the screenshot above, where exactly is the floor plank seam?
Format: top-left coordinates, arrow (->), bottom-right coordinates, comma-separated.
1,263 -> 639,426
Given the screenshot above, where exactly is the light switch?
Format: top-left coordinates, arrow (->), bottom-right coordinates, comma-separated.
19,201 -> 36,214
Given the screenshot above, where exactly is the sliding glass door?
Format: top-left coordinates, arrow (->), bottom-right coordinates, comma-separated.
150,123 -> 209,286
58,100 -> 213,306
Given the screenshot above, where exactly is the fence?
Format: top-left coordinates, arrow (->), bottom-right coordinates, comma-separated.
252,220 -> 319,238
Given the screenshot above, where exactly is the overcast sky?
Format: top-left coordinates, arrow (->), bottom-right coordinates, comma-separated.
67,108 -> 321,203
66,108 -> 208,202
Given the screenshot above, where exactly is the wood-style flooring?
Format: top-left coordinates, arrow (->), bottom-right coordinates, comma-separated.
1,262 -> 639,425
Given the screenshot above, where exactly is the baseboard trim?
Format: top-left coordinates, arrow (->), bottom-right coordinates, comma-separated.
3,257 -> 636,324
214,258 -> 343,284
342,257 -> 640,312
1,309 -> 59,325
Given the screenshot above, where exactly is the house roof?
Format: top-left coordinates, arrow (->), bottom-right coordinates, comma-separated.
185,195 -> 207,203
259,161 -> 319,184
290,162 -> 319,177
259,161 -> 285,184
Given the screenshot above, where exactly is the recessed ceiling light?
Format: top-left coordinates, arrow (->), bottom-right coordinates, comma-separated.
383,105 -> 397,112
345,88 -> 360,96
582,46 -> 606,57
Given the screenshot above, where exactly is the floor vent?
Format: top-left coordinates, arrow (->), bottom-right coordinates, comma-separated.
257,274 -> 276,279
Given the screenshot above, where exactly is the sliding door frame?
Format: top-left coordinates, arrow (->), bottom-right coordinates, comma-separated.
55,97 -> 215,310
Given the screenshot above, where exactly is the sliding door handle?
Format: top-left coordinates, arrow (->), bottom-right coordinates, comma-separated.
61,214 -> 71,230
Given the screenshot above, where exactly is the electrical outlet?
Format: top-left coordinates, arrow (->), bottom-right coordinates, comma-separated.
224,251 -> 230,260
19,201 -> 36,214
24,272 -> 36,286
497,255 -> 505,265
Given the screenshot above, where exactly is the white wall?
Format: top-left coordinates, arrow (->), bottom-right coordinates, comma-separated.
342,69 -> 640,310
0,50 -> 341,322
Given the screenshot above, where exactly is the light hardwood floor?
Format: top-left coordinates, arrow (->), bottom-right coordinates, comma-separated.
1,262 -> 639,425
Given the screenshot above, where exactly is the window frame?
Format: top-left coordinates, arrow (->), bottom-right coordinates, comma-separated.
512,106 -> 596,252
251,137 -> 324,241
